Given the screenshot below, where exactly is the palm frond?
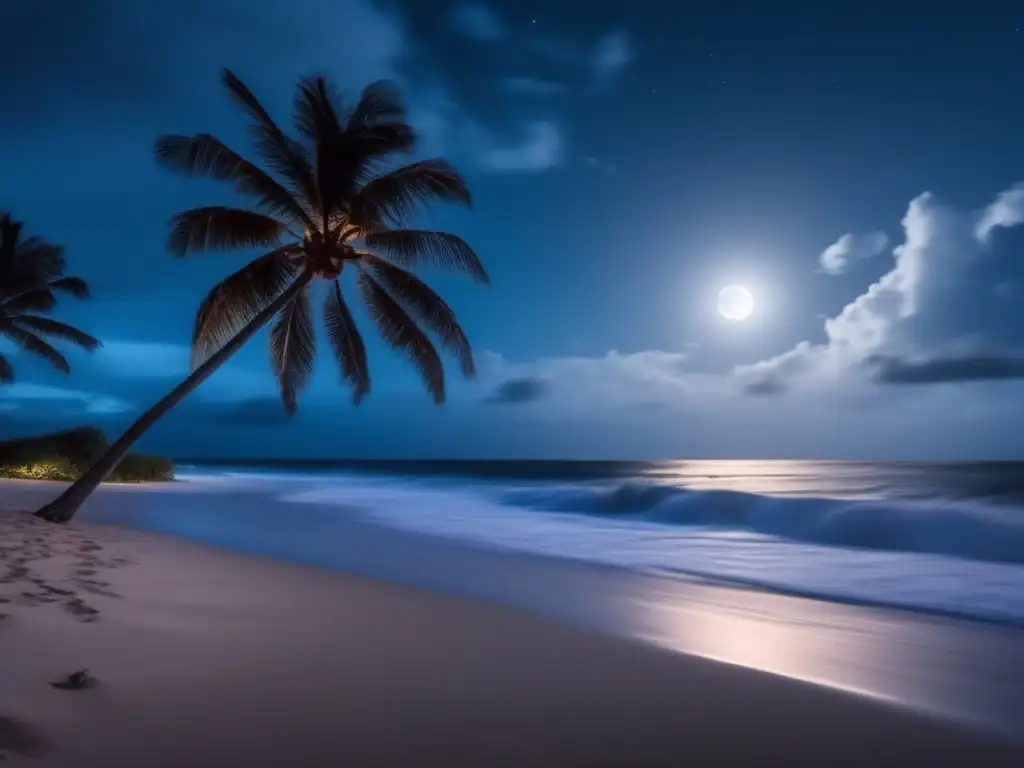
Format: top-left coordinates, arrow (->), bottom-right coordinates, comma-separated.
326,127 -> 417,224
154,134 -> 313,228
294,76 -> 348,222
220,69 -> 320,211
48,276 -> 89,299
342,81 -> 415,173
294,76 -> 345,144
15,238 -> 66,282
0,214 -> 22,255
15,315 -> 100,351
348,80 -> 406,128
323,280 -> 369,403
192,247 -> 297,367
3,325 -> 70,374
168,207 -> 287,256
0,354 -> 12,383
348,159 -> 471,232
2,288 -> 55,313
348,123 -> 416,164
269,288 -> 315,415
358,271 -> 444,404
363,230 -> 488,284
364,258 -> 474,378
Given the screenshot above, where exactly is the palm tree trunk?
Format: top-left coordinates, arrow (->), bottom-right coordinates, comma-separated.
35,269 -> 313,523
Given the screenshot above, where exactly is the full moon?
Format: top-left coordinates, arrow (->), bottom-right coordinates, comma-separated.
717,285 -> 755,322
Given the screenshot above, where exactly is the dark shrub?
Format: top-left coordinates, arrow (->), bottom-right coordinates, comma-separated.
0,428 -> 173,483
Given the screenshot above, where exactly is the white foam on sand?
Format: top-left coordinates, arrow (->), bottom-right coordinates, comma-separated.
279,479 -> 1024,626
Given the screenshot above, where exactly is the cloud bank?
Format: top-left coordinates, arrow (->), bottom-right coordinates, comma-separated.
479,180 -> 1024,416
735,185 -> 1020,396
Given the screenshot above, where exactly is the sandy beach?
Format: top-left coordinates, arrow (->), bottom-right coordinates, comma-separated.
1,499 -> 1022,767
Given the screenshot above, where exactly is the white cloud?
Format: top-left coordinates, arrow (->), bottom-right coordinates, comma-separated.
591,31 -> 633,85
976,182 -> 1024,242
818,231 -> 889,275
2,383 -> 131,414
737,183 -> 1024,395
501,77 -> 564,96
451,4 -> 505,41
477,183 -> 1024,410
479,348 -> 706,411
476,121 -> 562,173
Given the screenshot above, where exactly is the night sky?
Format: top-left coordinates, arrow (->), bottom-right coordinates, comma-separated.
3,1 -> 1024,459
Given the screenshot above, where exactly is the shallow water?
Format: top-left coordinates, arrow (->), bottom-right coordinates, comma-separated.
177,459 -> 1024,626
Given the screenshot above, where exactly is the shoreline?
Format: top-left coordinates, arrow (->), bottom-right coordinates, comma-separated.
4,479 -> 1024,745
1,508 -> 1022,765
9,475 -> 1024,629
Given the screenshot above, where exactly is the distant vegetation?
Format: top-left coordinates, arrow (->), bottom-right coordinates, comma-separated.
0,428 -> 174,483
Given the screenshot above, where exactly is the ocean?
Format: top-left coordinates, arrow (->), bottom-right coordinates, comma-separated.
175,459 -> 1024,625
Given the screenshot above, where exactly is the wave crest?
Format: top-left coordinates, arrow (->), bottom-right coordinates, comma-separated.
500,482 -> 1024,565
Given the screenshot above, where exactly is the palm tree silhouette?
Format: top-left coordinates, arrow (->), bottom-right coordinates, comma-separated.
36,71 -> 487,523
0,214 -> 99,382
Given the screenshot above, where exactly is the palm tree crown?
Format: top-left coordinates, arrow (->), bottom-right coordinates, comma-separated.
155,70 -> 488,414
0,214 -> 99,383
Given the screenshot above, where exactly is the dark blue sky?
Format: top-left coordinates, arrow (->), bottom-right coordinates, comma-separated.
3,1 -> 1024,459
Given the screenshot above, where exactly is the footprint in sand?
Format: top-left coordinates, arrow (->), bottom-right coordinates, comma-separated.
77,581 -> 120,599
62,598 -> 99,622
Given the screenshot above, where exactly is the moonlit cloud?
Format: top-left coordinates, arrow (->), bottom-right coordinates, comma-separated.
976,182 -> 1024,242
0,0 -> 406,125
489,180 -> 1024,412
476,121 -> 562,172
451,4 -> 505,41
736,183 -> 1024,395
591,31 -> 633,86
1,383 -> 132,415
868,353 -> 1024,385
478,349 -> 703,410
818,231 -> 889,275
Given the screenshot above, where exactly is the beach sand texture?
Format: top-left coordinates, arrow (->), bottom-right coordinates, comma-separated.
1,507 -> 1022,766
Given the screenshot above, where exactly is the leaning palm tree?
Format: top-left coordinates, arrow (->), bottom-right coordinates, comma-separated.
0,214 -> 99,382
36,70 -> 487,523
